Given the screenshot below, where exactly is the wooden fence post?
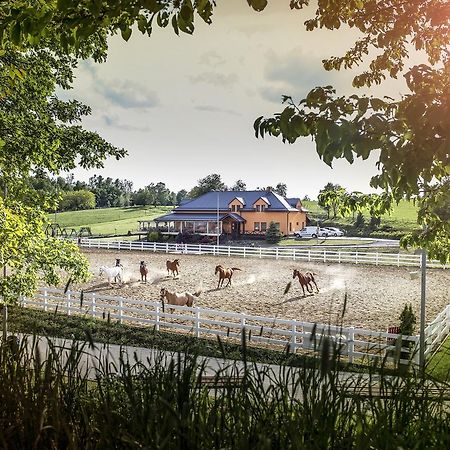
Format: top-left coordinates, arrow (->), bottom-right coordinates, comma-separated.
290,323 -> 297,353
348,326 -> 355,363
155,304 -> 160,331
44,289 -> 48,312
195,308 -> 201,338
119,297 -> 123,324
355,251 -> 358,264
67,290 -> 71,316
92,293 -> 96,317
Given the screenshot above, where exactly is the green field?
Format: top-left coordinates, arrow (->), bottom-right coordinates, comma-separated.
303,199 -> 419,233
50,206 -> 172,235
50,199 -> 419,237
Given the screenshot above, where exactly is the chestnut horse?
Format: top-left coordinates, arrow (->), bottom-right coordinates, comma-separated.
160,287 -> 199,311
139,261 -> 148,282
166,259 -> 180,278
215,265 -> 241,288
292,269 -> 319,296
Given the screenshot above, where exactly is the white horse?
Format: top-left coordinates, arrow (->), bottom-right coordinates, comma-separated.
99,265 -> 123,286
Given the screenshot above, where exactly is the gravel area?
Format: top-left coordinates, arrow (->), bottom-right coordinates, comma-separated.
71,249 -> 450,333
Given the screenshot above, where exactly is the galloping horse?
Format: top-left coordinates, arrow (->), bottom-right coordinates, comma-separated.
160,287 -> 198,310
139,261 -> 148,282
292,269 -> 319,296
215,265 -> 241,288
166,259 -> 180,278
99,265 -> 123,286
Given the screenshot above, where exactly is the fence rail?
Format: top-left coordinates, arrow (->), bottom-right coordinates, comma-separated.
78,239 -> 446,269
23,288 -> 444,366
424,305 -> 450,357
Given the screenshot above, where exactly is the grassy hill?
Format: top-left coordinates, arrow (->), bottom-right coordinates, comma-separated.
302,199 -> 419,235
50,206 -> 172,235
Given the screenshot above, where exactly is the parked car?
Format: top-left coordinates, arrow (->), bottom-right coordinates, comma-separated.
294,226 -> 328,238
323,227 -> 345,237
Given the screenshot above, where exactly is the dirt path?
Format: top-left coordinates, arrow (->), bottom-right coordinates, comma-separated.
71,249 -> 450,333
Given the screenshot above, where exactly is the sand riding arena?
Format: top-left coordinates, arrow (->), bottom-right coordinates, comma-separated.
72,249 -> 450,333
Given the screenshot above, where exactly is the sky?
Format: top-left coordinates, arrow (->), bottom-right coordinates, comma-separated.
64,0 -> 413,199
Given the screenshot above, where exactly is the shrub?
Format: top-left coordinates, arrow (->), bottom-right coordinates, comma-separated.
399,303 -> 417,336
147,231 -> 161,242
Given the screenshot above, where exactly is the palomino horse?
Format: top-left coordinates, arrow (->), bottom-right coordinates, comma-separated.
160,287 -> 199,311
215,265 -> 241,288
292,269 -> 319,296
99,265 -> 123,286
166,259 -> 180,278
139,261 -> 148,282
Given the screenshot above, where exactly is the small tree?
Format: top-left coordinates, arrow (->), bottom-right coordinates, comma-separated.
265,222 -> 282,244
399,303 -> 417,337
354,212 -> 365,229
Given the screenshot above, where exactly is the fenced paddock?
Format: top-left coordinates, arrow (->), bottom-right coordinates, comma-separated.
22,287 -> 434,366
74,248 -> 450,334
78,239 -> 447,269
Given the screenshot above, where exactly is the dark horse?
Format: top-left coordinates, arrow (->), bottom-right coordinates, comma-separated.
215,265 -> 241,288
292,269 -> 319,296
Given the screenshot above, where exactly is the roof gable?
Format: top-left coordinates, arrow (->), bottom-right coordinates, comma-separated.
174,190 -> 300,212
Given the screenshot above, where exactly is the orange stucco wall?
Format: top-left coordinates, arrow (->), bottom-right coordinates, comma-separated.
239,210 -> 306,235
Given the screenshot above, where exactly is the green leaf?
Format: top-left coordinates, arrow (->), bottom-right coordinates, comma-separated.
247,0 -> 268,12
10,22 -> 21,45
121,26 -> 132,41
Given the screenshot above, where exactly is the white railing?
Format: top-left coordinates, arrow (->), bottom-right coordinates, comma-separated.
77,239 -> 446,269
424,305 -> 450,357
22,288 -> 424,365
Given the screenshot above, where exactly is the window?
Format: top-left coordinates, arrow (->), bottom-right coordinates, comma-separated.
261,222 -> 267,232
275,222 -> 280,230
255,205 -> 261,212
231,204 -> 236,212
261,205 -> 265,211
289,222 -> 292,231
254,222 -> 260,231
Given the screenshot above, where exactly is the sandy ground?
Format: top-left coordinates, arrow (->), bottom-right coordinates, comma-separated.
71,249 -> 450,333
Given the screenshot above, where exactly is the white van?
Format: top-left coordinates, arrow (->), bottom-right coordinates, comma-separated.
294,226 -> 328,238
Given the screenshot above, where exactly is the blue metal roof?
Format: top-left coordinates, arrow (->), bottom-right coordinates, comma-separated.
154,213 -> 245,223
175,190 -> 299,212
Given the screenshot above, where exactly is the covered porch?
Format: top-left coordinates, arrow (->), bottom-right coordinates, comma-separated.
154,213 -> 245,237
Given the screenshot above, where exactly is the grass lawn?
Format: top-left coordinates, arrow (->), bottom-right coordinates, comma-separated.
426,335 -> 450,382
4,306 -> 379,374
49,205 -> 172,235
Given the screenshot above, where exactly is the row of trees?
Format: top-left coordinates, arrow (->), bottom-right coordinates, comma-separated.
31,172 -> 294,212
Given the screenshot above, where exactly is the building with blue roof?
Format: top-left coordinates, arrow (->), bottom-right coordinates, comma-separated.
152,190 -> 308,239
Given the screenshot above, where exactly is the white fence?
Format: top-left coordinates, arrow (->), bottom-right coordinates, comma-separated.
78,239 -> 446,269
22,288 -> 429,366
424,305 -> 450,357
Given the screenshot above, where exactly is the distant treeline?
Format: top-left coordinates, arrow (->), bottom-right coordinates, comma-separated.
32,172 -> 296,212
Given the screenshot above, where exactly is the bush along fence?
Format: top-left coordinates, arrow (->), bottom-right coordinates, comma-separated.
78,239 -> 447,269
20,287 -> 449,366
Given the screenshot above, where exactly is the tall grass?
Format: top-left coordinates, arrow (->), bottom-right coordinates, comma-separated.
1,333 -> 449,449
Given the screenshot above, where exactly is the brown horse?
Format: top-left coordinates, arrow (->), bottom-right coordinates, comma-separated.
292,269 -> 319,296
215,265 -> 241,288
166,259 -> 180,278
139,261 -> 148,282
160,287 -> 199,311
